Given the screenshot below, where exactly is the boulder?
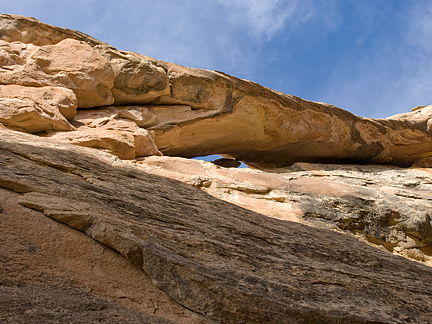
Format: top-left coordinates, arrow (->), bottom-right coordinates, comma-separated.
212,158 -> 241,168
151,62 -> 228,110
386,106 -> 432,167
0,85 -> 76,132
103,49 -> 170,105
0,38 -> 115,107
0,14 -> 170,106
0,13 -> 107,47
44,108 -> 161,159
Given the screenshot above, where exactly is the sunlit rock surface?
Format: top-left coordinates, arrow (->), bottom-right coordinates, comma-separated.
1,13 -> 431,167
1,13 -> 432,324
135,156 -> 432,265
2,130 -> 432,324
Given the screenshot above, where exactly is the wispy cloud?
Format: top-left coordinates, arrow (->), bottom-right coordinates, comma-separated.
2,0 -> 337,78
6,0 -> 430,118
218,0 -> 342,40
405,1 -> 432,53
215,0 -> 307,40
102,0 -> 336,78
308,1 -> 432,118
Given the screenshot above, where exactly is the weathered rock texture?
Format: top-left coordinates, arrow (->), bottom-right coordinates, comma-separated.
0,186 -> 209,324
0,84 -> 76,132
1,14 -> 432,324
1,13 -> 431,167
147,64 -> 432,168
0,14 -> 169,106
2,129 -> 432,324
135,156 -> 432,265
43,107 -> 161,159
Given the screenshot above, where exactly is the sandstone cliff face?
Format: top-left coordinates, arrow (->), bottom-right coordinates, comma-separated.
0,185 -> 208,324
2,130 -> 432,324
1,14 -> 432,324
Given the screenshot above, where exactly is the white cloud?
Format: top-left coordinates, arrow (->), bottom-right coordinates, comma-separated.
215,0 -> 337,41
215,0 -> 302,40
405,1 -> 432,53
1,0 -> 338,79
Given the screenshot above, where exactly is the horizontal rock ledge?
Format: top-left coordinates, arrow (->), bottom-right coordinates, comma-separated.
1,13 -> 431,168
148,64 -> 432,168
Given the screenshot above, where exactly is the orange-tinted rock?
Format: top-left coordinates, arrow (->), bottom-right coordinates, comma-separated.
2,129 -> 432,324
44,109 -> 161,159
150,66 -> 432,168
0,38 -> 115,107
1,13 -> 430,168
0,85 -> 76,132
0,14 -> 170,107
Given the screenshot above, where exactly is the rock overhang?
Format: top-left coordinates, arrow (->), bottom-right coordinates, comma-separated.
1,13 -> 431,168
2,13 -> 432,323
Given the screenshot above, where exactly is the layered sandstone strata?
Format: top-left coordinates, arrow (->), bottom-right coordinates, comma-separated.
1,14 -> 432,323
1,13 -> 431,167
133,155 -> 432,265
2,129 -> 432,324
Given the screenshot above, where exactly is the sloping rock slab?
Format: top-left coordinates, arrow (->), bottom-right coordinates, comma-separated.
134,156 -> 432,265
0,186 -> 212,324
1,129 -> 432,324
0,196 -> 179,324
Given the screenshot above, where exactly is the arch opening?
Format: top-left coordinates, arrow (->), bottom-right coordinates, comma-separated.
191,155 -> 248,168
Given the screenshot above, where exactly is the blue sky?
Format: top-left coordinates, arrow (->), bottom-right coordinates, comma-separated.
2,0 -> 432,118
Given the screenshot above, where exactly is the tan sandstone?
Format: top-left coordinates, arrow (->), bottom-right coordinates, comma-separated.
44,108 -> 161,159
0,38 -> 115,107
0,186 -> 210,324
149,63 -> 432,168
0,14 -> 170,107
1,13 -> 431,168
0,84 -> 76,132
2,129 -> 432,324
133,155 -> 432,265
1,14 -> 432,323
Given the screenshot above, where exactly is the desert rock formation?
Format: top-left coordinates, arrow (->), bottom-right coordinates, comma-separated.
1,13 -> 432,167
2,129 -> 432,324
135,156 -> 432,265
1,14 -> 432,323
0,184 -> 208,324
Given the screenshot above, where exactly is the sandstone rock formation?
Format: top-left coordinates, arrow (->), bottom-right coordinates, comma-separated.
0,84 -> 76,132
44,107 -> 161,159
2,129 -> 432,324
1,13 -> 431,167
135,156 -> 432,265
0,13 -> 170,107
0,186 -> 208,324
1,13 -> 432,324
148,67 -> 432,167
0,38 -> 114,107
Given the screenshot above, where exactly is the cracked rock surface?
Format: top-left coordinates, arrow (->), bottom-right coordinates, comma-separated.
1,130 -> 432,324
1,13 -> 432,324
1,13 -> 431,167
135,156 -> 432,265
